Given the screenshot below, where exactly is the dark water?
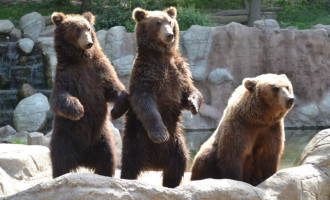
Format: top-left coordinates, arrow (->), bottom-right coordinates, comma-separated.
0,37 -> 46,90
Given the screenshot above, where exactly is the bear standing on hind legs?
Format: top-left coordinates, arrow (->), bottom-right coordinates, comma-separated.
50,12 -> 129,178
191,74 -> 295,186
120,7 -> 203,188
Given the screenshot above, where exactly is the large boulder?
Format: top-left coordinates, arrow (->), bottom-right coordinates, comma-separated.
20,12 -> 45,42
0,144 -> 51,197
13,93 -> 50,132
4,129 -> 330,199
0,20 -> 14,34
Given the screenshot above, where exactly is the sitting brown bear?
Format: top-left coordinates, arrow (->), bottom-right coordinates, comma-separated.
191,73 -> 295,186
120,7 -> 203,188
50,12 -> 128,178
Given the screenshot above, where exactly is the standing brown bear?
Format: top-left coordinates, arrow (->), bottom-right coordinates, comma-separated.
191,74 -> 295,186
120,7 -> 203,188
50,12 -> 128,178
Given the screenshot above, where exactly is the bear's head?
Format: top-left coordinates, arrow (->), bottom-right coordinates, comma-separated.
243,74 -> 295,113
51,12 -> 95,50
132,7 -> 179,52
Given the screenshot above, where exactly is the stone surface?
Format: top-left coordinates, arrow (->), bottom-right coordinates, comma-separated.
312,24 -> 330,38
2,129 -> 330,199
39,25 -> 55,37
96,29 -> 107,51
37,37 -> 56,87
9,28 -> 22,40
207,68 -> 233,85
13,93 -> 50,132
0,125 -> 28,144
254,19 -> 280,31
18,83 -> 37,99
0,20 -> 14,34
17,38 -> 34,54
20,12 -> 45,42
0,144 -> 51,197
104,26 -> 136,62
27,132 -> 49,147
112,55 -> 135,77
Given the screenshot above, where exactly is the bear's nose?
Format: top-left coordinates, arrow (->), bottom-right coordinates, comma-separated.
286,97 -> 295,108
86,42 -> 93,48
166,33 -> 174,41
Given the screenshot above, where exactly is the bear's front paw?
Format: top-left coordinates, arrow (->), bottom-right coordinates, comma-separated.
188,91 -> 203,115
148,124 -> 170,143
66,98 -> 84,120
111,91 -> 129,120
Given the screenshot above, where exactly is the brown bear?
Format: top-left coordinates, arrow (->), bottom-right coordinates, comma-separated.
50,12 -> 129,178
120,7 -> 203,188
191,73 -> 295,186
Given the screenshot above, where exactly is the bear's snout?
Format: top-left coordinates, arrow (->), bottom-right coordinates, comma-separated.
166,33 -> 174,41
286,97 -> 295,109
86,41 -> 93,49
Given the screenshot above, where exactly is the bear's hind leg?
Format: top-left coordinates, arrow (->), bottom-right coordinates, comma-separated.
162,137 -> 188,188
120,133 -> 145,180
84,133 -> 116,177
50,136 -> 79,178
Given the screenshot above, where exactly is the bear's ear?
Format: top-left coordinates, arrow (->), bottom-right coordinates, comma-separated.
280,74 -> 288,79
51,12 -> 65,26
83,12 -> 95,25
133,7 -> 147,22
243,78 -> 257,92
165,7 -> 177,19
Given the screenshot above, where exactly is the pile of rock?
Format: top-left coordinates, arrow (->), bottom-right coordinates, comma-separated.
1,129 -> 329,199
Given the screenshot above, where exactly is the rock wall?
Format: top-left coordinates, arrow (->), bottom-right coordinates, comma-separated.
1,12 -> 330,130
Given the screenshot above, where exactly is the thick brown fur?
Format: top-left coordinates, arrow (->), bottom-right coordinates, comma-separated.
50,12 -> 129,178
120,7 -> 203,188
191,74 -> 295,186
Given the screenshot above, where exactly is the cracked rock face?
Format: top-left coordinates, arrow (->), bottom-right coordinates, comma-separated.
2,129 -> 330,199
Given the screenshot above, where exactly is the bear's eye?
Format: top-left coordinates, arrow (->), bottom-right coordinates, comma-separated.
272,86 -> 280,93
87,27 -> 91,32
156,21 -> 161,26
286,86 -> 290,91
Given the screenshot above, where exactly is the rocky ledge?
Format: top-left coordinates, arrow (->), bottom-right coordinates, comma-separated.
1,129 -> 329,200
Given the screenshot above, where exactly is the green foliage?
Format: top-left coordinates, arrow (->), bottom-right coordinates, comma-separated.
9,138 -> 27,145
176,7 -> 212,30
276,0 -> 330,29
0,2 -> 78,26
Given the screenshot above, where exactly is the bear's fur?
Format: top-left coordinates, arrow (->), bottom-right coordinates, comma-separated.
50,12 -> 129,178
120,7 -> 203,188
191,74 -> 295,186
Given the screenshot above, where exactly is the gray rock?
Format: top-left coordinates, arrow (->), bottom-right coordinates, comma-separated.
105,26 -> 127,61
319,89 -> 330,115
37,37 -> 56,85
27,132 -> 48,147
208,68 -> 233,84
13,93 -> 50,132
39,25 -> 55,37
9,28 -> 22,40
0,167 -> 18,197
17,38 -> 34,54
254,19 -> 280,31
0,125 -> 17,141
190,60 -> 208,81
312,24 -> 330,38
96,29 -> 107,51
297,102 -> 319,123
0,20 -> 14,34
112,55 -> 135,77
43,16 -> 52,26
0,144 -> 51,180
18,83 -> 37,99
20,12 -> 45,42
